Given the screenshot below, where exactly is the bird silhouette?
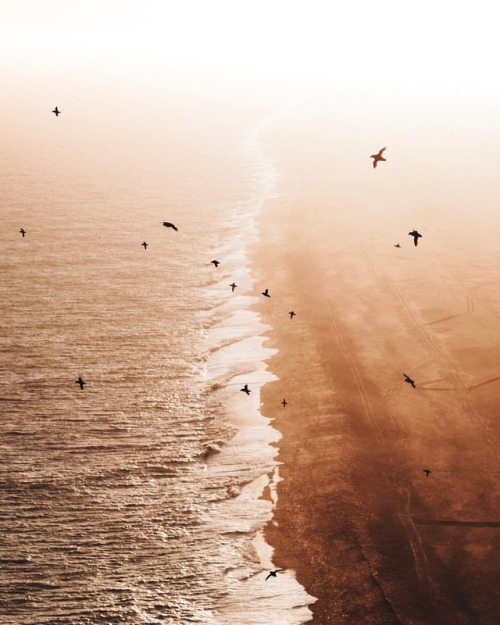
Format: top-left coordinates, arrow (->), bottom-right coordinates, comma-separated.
282,399 -> 287,407
408,230 -> 422,246
403,373 -> 416,388
52,107 -> 60,116
75,377 -> 86,390
240,384 -> 251,395
230,282 -> 237,292
394,243 -> 401,248
423,469 -> 432,477
262,288 -> 270,298
142,242 -> 148,249
265,569 -> 284,581
289,311 -> 296,319
211,260 -> 220,267
19,228 -> 26,237
370,147 -> 386,168
162,222 -> 178,231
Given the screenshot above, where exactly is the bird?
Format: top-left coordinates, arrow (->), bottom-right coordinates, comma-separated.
75,377 -> 86,390
423,469 -> 432,477
52,107 -> 60,116
230,282 -> 237,292
289,311 -> 296,319
370,147 -> 386,168
403,373 -> 416,388
262,288 -> 270,298
408,230 -> 422,246
142,242 -> 148,249
394,243 -> 401,248
282,399 -> 287,407
240,384 -> 251,395
211,260 -> 220,268
162,222 -> 178,231
19,228 -> 26,237
265,569 -> 284,581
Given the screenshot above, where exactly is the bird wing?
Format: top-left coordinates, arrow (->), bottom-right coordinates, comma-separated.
379,147 -> 386,155
372,160 -> 377,168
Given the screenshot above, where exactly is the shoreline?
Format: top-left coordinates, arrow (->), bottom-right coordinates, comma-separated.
252,118 -> 500,624
203,116 -> 316,624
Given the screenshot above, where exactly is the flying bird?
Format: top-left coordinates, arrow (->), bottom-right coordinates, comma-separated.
265,569 -> 284,581
211,260 -> 220,267
408,230 -> 422,246
142,242 -> 148,249
394,243 -> 401,248
162,222 -> 178,231
261,289 -> 270,298
403,373 -> 416,388
370,147 -> 386,168
19,228 -> 26,237
289,311 -> 296,319
52,107 -> 60,116
423,469 -> 432,477
240,384 -> 251,395
282,399 -> 287,407
75,377 -> 86,390
230,282 -> 237,292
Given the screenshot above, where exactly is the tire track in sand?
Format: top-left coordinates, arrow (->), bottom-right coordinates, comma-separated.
319,294 -> 449,625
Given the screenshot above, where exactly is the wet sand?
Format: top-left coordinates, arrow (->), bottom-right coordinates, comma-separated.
253,112 -> 500,624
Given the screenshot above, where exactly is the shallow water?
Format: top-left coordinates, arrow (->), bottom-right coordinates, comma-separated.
0,80 -> 314,624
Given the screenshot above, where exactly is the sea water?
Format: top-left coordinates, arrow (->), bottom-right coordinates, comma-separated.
0,75 -> 314,624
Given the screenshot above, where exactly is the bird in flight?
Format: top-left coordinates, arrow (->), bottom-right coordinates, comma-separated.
230,282 -> 237,292
265,569 -> 284,581
240,384 -> 251,395
162,222 -> 178,231
262,288 -> 270,298
142,242 -> 148,249
394,243 -> 401,248
19,228 -> 26,237
289,311 -> 296,319
211,260 -> 220,268
370,147 -> 386,168
75,377 -> 86,390
403,373 -> 416,388
52,107 -> 60,117
408,230 -> 422,246
282,399 -> 287,407
423,469 -> 432,477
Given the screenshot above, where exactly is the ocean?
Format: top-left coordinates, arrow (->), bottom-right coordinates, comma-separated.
0,76 -> 314,624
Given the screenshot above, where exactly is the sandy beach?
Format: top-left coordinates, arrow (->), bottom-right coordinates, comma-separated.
254,107 -> 500,624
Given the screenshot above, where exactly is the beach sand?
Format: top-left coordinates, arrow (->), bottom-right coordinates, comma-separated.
252,108 -> 500,624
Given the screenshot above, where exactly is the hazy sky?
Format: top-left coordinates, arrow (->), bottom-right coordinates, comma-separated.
1,1 -> 499,94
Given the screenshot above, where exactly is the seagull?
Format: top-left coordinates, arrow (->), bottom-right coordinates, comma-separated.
423,469 -> 432,477
230,282 -> 237,292
142,242 -> 148,249
262,288 -> 270,298
408,230 -> 422,246
282,399 -> 287,407
394,243 -> 401,248
370,147 -> 386,168
240,384 -> 251,395
289,311 -> 296,319
211,260 -> 220,268
19,228 -> 26,237
75,377 -> 86,390
162,222 -> 178,231
52,107 -> 60,116
265,569 -> 284,581
403,373 -> 416,388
